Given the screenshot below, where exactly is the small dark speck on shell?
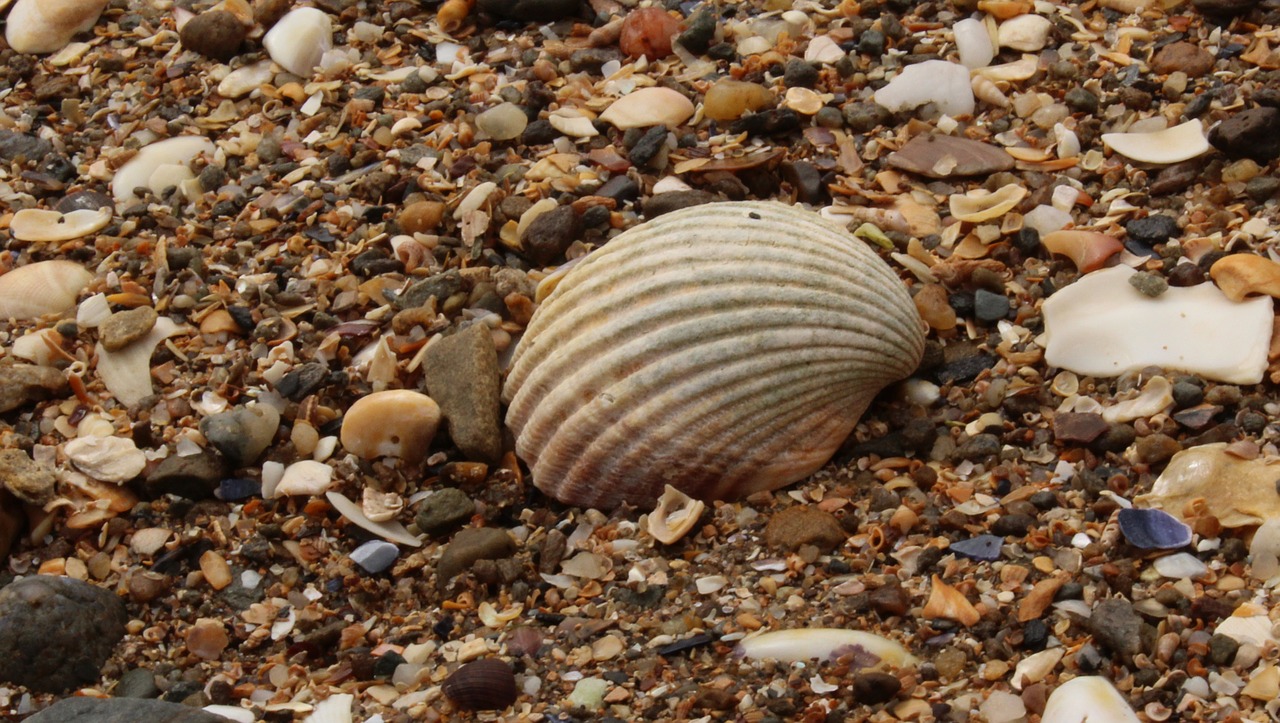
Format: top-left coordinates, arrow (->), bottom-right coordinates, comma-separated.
657,632 -> 716,656
442,658 -> 519,711
748,211 -> 761,219
1117,508 -> 1192,550
948,534 -> 1004,562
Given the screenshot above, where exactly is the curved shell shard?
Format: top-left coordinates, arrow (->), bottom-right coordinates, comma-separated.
503,201 -> 925,509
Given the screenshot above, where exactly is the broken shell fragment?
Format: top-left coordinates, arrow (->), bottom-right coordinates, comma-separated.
1209,253 -> 1280,302
886,134 -> 1014,179
598,87 -> 695,129
646,484 -> 706,545
1101,120 -> 1210,165
949,183 -> 1027,222
873,59 -> 975,117
5,0 -> 108,54
272,460 -> 333,498
361,488 -> 405,523
112,136 -> 216,205
733,629 -> 917,668
1117,508 -> 1191,550
1138,443 -> 1280,528
503,202 -> 925,509
1040,230 -> 1123,273
922,575 -> 981,626
0,260 -> 93,321
1042,266 -> 1272,384
1041,676 -> 1140,723
10,208 -> 112,243
262,7 -> 333,77
64,435 -> 147,483
339,390 -> 440,464
326,491 -> 422,546
96,316 -> 184,406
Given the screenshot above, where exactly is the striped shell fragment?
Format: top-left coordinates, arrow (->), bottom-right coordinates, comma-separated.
502,201 -> 925,509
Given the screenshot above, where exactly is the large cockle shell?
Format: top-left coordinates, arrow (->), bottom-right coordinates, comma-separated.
0,260 -> 93,320
503,202 -> 925,509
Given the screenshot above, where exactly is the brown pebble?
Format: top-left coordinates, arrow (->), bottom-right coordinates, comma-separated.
400,200 -> 446,235
618,7 -> 681,60
764,506 -> 847,553
179,10 -> 246,62
127,571 -> 170,603
913,283 -> 957,331
702,79 -> 776,122
100,306 -> 158,351
1131,433 -> 1182,465
186,618 -> 229,660
1052,412 -> 1109,444
1150,41 -> 1215,77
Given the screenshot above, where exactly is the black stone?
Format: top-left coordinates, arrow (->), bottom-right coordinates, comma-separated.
1125,214 -> 1180,246
397,269 -> 464,310
1209,107 -> 1280,160
642,190 -> 720,218
275,362 -> 329,400
627,125 -> 670,167
783,58 -> 819,88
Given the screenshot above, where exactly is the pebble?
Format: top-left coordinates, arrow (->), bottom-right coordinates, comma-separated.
1087,599 -> 1143,659
763,506 -> 846,553
868,581 -> 910,616
180,10 -> 245,62
642,189 -> 720,218
874,60 -> 975,117
1124,214 -> 1180,246
887,134 -> 1014,178
397,270 -> 462,311
99,307 -> 158,351
262,7 -> 332,77
677,6 -> 717,54
5,0 -> 107,55
521,204 -> 582,266
422,324 -> 503,463
0,129 -> 53,164
476,103 -> 529,141
990,513 -> 1035,537
973,289 -> 1010,322
273,459 -> 334,497
399,200 -> 446,234
0,448 -> 56,504
954,17 -> 994,68
145,449 -> 227,499
340,390 -> 441,464
186,618 -> 229,660
1209,107 -> 1280,161
1150,41 -> 1214,76
1127,271 -> 1167,297
0,363 -> 69,413
65,435 -> 148,483
1191,0 -> 1257,13
852,672 -> 902,705
414,487 -> 476,535
350,539 -> 400,574
949,534 -> 1003,561
997,15 -> 1052,52
627,126 -> 670,168
780,160 -> 825,204
437,527 -> 517,589
1053,412 -> 1109,444
199,404 -> 280,465
842,102 -> 891,132
25,697 -> 232,723
1130,433 -> 1181,465
112,668 -> 160,699
954,433 -> 1001,460
1208,634 -> 1240,665
599,87 -> 695,130
619,7 -> 680,60
0,576 -> 127,693
476,0 -> 583,21
783,58 -> 819,88
216,478 -> 260,501
275,361 -> 329,400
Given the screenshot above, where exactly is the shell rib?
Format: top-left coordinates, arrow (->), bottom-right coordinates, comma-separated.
503,201 -> 925,509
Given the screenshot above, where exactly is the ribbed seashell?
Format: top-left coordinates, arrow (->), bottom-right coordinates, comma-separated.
0,260 -> 93,321
442,658 -> 519,711
503,201 -> 925,509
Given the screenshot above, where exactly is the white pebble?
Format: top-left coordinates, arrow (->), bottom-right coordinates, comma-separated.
998,14 -> 1053,52
263,8 -> 333,77
954,18 -> 995,69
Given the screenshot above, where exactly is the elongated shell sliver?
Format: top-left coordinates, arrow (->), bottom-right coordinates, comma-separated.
503,201 -> 925,509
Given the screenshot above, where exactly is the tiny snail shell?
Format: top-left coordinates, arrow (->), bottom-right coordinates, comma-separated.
503,201 -> 925,509
442,658 -> 519,711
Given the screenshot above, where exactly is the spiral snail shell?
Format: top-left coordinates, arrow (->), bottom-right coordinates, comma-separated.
503,201 -> 925,509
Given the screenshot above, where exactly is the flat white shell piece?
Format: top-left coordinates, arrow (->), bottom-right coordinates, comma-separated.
1042,676 -> 1140,723
1042,266 -> 1272,384
1101,120 -> 1210,164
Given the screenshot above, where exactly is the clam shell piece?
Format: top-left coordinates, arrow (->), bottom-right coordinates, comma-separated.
733,629 -> 917,668
647,484 -> 706,544
949,183 -> 1027,223
0,260 -> 93,321
339,390 -> 440,464
10,208 -> 112,242
111,136 -> 215,205
5,0 -> 107,54
598,87 -> 695,129
1041,676 -> 1140,723
1210,253 -> 1280,302
503,201 -> 925,509
1042,266 -> 1272,384
1137,443 -> 1280,528
1101,120 -> 1210,165
442,658 -> 519,711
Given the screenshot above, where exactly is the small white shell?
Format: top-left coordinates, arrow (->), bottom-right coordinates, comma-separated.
949,184 -> 1027,222
0,260 -> 93,320
598,87 -> 695,129
10,208 -> 111,242
504,202 -> 924,509
646,484 -> 706,545
734,629 -> 917,668
112,136 -> 216,204
1041,676 -> 1140,723
1101,120 -> 1210,165
272,460 -> 333,497
262,8 -> 333,77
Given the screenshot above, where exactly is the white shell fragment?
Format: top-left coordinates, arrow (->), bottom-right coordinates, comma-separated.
263,7 -> 333,77
734,629 -> 917,668
1041,676 -> 1140,723
64,435 -> 147,483
10,208 -> 111,242
112,136 -> 216,204
0,260 -> 93,321
300,693 -> 353,723
598,87 -> 695,129
273,460 -> 334,497
954,18 -> 995,69
5,0 -> 107,55
1042,266 -> 1272,384
326,491 -> 423,546
1101,120 -> 1210,165
503,202 -> 925,509
217,59 -> 274,98
874,60 -> 975,117
646,484 -> 706,545
96,316 -> 183,406
339,389 -> 440,464
949,184 -> 1027,223
998,15 -> 1053,52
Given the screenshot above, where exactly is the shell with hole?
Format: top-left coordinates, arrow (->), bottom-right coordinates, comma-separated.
502,201 -> 925,509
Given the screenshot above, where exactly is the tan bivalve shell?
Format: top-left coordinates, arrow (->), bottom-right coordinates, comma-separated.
0,260 -> 93,320
339,389 -> 440,464
503,201 -> 925,509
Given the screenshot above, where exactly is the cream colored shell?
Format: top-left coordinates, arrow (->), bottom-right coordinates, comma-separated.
503,201 -> 925,509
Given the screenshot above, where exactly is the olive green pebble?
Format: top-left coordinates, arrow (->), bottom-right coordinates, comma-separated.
1128,271 -> 1168,297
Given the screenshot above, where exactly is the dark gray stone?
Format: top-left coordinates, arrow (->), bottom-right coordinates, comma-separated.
396,269 -> 463,310
1124,214 -> 1180,246
113,667 -> 161,699
642,190 -> 720,218
437,527 -> 516,588
145,449 -> 227,499
0,129 -> 53,163
274,362 -> 329,400
1088,598 -> 1143,659
25,697 -> 231,722
477,0 -> 583,20
0,576 -> 128,693
521,205 -> 582,266
179,10 -> 245,61
1209,107 -> 1280,161
0,363 -> 69,413
199,404 -> 280,467
676,6 -> 717,54
415,487 -> 476,535
422,324 -> 503,463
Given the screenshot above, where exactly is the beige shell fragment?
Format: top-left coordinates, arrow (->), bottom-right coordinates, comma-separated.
64,435 -> 147,483
1210,253 -> 1280,302
273,460 -> 333,497
503,202 -> 925,509
948,183 -> 1027,222
5,0 -> 108,55
95,316 -> 184,406
0,260 -> 93,321
339,390 -> 440,464
112,136 -> 216,205
733,629 -> 917,668
646,484 -> 706,544
361,488 -> 405,523
598,87 -> 695,129
1101,120 -> 1210,165
922,574 -> 981,626
1137,443 -> 1280,527
1041,676 -> 1140,723
10,208 -> 111,242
